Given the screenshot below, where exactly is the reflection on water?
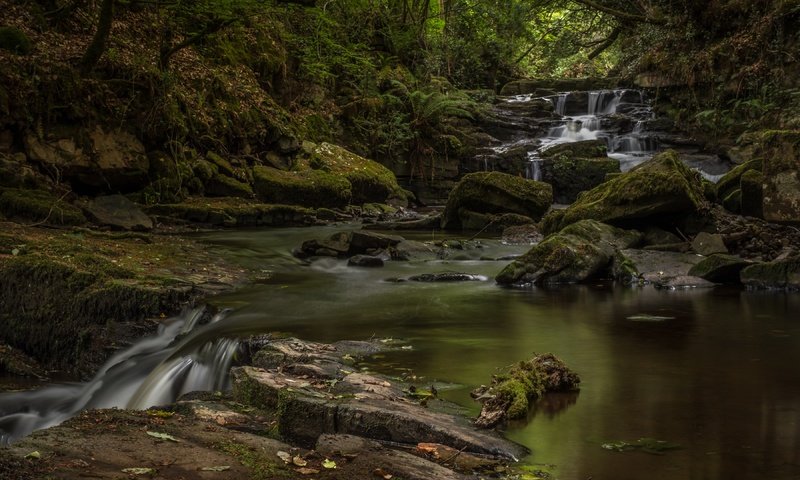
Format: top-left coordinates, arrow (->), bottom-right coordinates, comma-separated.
196,226 -> 800,480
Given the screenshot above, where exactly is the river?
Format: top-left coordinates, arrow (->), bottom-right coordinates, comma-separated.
193,226 -> 800,480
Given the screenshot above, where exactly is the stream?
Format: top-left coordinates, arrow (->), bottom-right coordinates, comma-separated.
3,226 -> 799,479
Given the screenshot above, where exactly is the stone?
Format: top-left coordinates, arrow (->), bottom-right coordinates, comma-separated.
496,220 -> 642,285
441,172 -> 552,231
501,224 -> 543,245
540,139 -> 608,160
692,232 -> 728,255
740,169 -> 764,218
389,240 -> 437,261
740,257 -> 800,291
642,226 -> 683,247
0,188 -> 86,226
688,254 -> 753,283
540,150 -> 708,234
348,255 -> 384,267
615,249 -> 703,284
408,273 -> 485,282
760,131 -> 800,223
204,173 -> 254,198
653,275 -> 716,290
540,156 -> 620,204
715,158 -> 762,206
84,195 -> 153,231
253,165 -> 352,209
349,230 -> 404,251
87,126 -> 150,192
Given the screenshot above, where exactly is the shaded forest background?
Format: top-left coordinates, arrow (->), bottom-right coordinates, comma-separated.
1,0 -> 799,193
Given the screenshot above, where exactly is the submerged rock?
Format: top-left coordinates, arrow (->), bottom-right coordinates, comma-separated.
348,254 -> 385,267
408,272 -> 484,282
691,232 -> 728,255
740,257 -> 800,291
496,220 -> 641,285
614,249 -> 703,284
294,230 -> 404,259
441,171 -> 552,231
688,254 -> 754,283
540,150 -> 708,234
760,131 -> 800,224
84,194 -> 152,231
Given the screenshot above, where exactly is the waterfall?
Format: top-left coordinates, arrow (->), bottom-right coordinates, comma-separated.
0,308 -> 239,445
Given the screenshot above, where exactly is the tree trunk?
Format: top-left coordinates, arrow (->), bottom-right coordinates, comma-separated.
79,0 -> 115,76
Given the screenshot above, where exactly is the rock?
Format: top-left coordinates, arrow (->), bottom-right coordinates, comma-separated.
740,169 -> 764,217
315,435 -> 467,480
499,78 -> 619,96
540,139 -> 608,160
231,340 -> 528,460
760,131 -> 800,224
540,150 -> 708,234
348,255 -> 384,267
84,195 -> 152,231
148,198 -> 313,227
390,240 -> 437,261
740,257 -> 800,291
653,275 -> 716,290
0,188 -> 86,226
349,231 -> 404,251
253,166 -> 352,209
540,156 -> 620,204
501,224 -> 543,245
441,172 -> 552,231
408,273 -> 485,282
496,220 -> 642,285
454,210 -> 534,232
87,126 -> 150,192
688,254 -> 753,283
642,226 -> 683,247
295,230 -> 404,259
691,232 -> 728,255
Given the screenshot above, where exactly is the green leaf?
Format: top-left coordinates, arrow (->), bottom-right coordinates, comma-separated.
200,466 -> 231,471
121,467 -> 157,475
322,458 -> 337,469
24,451 -> 40,460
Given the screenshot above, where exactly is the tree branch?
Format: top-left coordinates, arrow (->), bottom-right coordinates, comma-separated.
572,0 -> 666,25
587,26 -> 621,59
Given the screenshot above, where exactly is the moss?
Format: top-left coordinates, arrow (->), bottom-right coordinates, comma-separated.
0,188 -> 86,226
715,158 -> 762,203
688,254 -> 752,283
740,169 -> 764,217
252,165 -> 351,208
206,152 -> 237,178
193,159 -> 218,183
148,197 -> 312,227
69,253 -> 135,279
217,441 -> 290,479
741,258 -> 800,291
0,27 -> 32,55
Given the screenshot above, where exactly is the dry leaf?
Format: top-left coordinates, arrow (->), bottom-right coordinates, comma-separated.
296,467 -> 320,475
373,467 -> 393,479
292,455 -> 307,467
200,466 -> 231,472
146,431 -> 179,442
121,467 -> 157,475
276,451 -> 292,464
416,443 -> 440,458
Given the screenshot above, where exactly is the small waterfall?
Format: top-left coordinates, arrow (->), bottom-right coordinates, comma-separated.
0,308 -> 239,445
526,151 -> 543,181
553,94 -> 567,116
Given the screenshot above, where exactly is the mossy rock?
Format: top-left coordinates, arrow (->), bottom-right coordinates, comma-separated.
147,197 -> 313,227
442,172 -> 552,231
252,165 -> 351,209
688,254 -> 752,283
740,169 -> 764,218
540,155 -> 620,204
715,158 -> 762,205
722,189 -> 742,214
540,150 -> 707,234
205,173 -> 253,198
758,131 -> 800,223
192,159 -> 218,183
0,188 -> 86,226
0,26 -> 32,55
496,219 -> 642,285
206,152 -> 237,178
540,139 -> 608,159
740,257 -> 800,291
456,209 -> 534,233
303,142 -> 406,205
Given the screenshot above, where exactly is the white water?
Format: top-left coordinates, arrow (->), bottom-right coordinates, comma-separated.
0,308 -> 238,445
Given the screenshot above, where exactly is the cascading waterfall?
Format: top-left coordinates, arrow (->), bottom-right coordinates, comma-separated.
0,308 -> 238,445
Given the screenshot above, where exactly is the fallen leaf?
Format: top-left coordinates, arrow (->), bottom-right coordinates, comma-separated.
200,466 -> 231,472
322,458 -> 337,469
277,451 -> 292,464
416,443 -> 440,458
146,431 -> 179,442
296,467 -> 320,475
292,455 -> 307,467
24,451 -> 40,460
121,467 -> 157,475
373,467 -> 393,479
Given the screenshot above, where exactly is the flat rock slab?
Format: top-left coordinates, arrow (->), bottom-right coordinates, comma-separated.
619,249 -> 703,280
84,194 -> 153,231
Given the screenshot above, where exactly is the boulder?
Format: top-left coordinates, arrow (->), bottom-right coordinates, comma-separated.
614,249 -> 703,284
496,220 -> 642,285
740,257 -> 800,291
84,195 -> 152,231
653,275 -> 716,290
760,131 -> 800,224
253,165 -> 351,208
541,156 -> 620,204
688,254 -> 753,283
691,232 -> 728,255
389,240 -> 438,261
715,158 -> 762,207
441,172 -> 552,231
501,224 -> 543,245
205,173 -> 254,198
0,188 -> 86,226
408,273 -> 485,282
295,230 -> 405,259
740,169 -> 764,217
540,150 -> 708,234
348,255 -> 385,267
540,139 -> 608,160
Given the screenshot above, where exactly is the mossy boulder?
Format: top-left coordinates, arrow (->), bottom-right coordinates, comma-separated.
147,197 -> 313,227
740,169 -> 764,218
715,158 -> 762,208
496,219 -> 642,285
540,150 -> 708,234
540,139 -> 608,160
740,257 -> 800,291
0,188 -> 86,225
205,173 -> 254,198
252,166 -> 351,209
302,142 -> 406,205
688,254 -> 753,283
0,27 -> 32,55
540,155 -> 620,204
442,172 -> 552,231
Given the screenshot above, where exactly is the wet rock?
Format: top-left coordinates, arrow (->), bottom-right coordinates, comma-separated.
408,272 -> 485,282
653,275 -> 716,290
0,188 -> 86,226
715,158 -> 762,214
84,195 -> 152,231
540,139 -> 608,160
295,230 -> 404,259
540,150 -> 709,234
740,169 -> 764,218
205,173 -> 254,198
350,231 -> 404,251
688,254 -> 753,283
642,226 -> 683,247
455,210 -> 534,232
441,172 -> 552,231
615,249 -> 703,284
253,165 -> 352,209
390,240 -> 438,261
496,220 -> 642,285
348,255 -> 385,268
740,257 -> 800,291
540,156 -> 620,204
691,232 -> 728,255
501,224 -> 543,245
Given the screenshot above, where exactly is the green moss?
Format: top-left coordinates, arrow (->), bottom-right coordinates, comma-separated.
252,165 -> 351,208
148,198 -> 312,227
0,27 -> 32,55
193,159 -> 218,182
217,441 -> 290,479
715,158 -> 762,203
206,152 -> 237,178
740,169 -> 764,217
0,188 -> 86,226
205,173 -> 254,198
69,253 -> 135,279
741,258 -> 800,291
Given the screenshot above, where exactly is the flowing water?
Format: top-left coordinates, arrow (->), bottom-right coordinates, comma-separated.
4,226 -> 797,479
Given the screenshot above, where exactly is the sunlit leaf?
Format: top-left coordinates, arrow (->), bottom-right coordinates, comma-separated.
146,431 -> 179,442
322,458 -> 337,469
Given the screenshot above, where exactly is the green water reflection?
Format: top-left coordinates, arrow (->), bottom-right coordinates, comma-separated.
198,226 -> 800,480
